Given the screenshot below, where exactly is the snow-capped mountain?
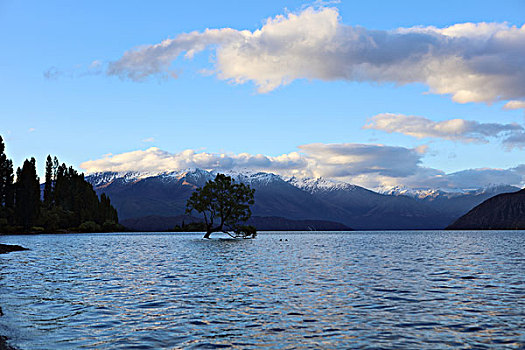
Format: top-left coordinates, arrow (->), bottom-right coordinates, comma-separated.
378,186 -> 455,199
89,168 -> 288,188
287,176 -> 357,193
378,184 -> 520,200
88,171 -> 146,187
88,169 -> 207,187
228,171 -> 284,186
85,168 -> 520,230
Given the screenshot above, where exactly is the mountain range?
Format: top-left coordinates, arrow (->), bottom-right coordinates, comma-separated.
86,169 -> 519,231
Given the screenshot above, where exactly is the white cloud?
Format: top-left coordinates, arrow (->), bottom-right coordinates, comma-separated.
108,7 -> 525,104
382,166 -> 525,191
503,100 -> 525,110
298,143 -> 423,178
80,144 -> 426,182
364,113 -> 523,144
81,143 -> 525,190
443,168 -> 523,189
81,144 -> 427,189
502,131 -> 525,150
293,143 -> 525,190
80,144 -> 420,183
80,147 -> 308,177
142,137 -> 155,143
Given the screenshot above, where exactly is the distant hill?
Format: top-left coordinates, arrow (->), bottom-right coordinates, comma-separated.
447,188 -> 525,230
121,215 -> 352,232
87,169 -> 518,230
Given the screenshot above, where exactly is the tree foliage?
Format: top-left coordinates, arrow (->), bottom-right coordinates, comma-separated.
51,163 -> 119,229
0,135 -> 122,233
43,155 -> 55,206
186,173 -> 256,239
15,158 -> 41,229
0,136 -> 14,227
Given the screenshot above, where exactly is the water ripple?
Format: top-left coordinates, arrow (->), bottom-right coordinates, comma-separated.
0,231 -> 523,349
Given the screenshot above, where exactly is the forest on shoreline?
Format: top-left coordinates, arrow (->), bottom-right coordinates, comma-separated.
0,136 -> 123,234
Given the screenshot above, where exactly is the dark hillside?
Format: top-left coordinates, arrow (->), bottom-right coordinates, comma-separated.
447,189 -> 525,230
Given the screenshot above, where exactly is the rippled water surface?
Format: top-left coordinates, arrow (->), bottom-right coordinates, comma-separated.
0,231 -> 524,349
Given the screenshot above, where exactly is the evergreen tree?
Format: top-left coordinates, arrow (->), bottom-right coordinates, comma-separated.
99,193 -> 119,224
0,136 -> 14,208
53,164 -> 118,229
15,158 -> 41,229
0,136 -> 15,229
53,156 -> 59,182
1,136 -> 121,233
4,161 -> 14,210
43,155 -> 54,206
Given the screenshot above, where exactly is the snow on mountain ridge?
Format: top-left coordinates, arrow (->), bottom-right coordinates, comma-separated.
87,168 -> 286,187
377,186 -> 448,199
87,169 -> 518,195
229,172 -> 283,186
288,176 -> 357,193
87,171 -> 156,186
377,183 -> 521,200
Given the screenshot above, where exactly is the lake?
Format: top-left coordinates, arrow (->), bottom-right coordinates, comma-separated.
0,231 -> 523,349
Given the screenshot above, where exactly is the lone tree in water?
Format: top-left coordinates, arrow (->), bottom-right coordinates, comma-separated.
186,173 -> 256,239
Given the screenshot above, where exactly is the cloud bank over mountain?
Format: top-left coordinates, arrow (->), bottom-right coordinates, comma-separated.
80,144 -> 525,191
108,6 -> 525,106
80,147 -> 308,178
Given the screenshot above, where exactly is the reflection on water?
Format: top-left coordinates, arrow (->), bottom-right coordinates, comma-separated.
0,231 -> 524,349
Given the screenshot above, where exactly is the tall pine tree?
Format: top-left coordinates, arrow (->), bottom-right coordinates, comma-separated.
43,155 -> 54,207
99,193 -> 118,223
0,136 -> 121,233
53,163 -> 118,228
15,158 -> 41,229
0,136 -> 14,225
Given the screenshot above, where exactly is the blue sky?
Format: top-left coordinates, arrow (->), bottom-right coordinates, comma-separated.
1,0 -> 524,189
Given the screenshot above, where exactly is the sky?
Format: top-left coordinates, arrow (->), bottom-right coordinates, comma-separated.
1,0 -> 525,190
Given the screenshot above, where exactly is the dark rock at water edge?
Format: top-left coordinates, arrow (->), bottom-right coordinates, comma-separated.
447,188 -> 525,230
0,335 -> 17,350
0,243 -> 28,254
